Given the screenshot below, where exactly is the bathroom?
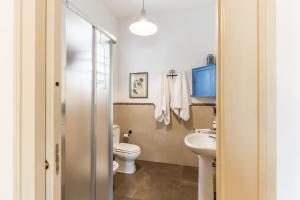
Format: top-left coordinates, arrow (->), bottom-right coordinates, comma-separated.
62,0 -> 217,200
112,0 -> 217,199
5,0 -> 299,199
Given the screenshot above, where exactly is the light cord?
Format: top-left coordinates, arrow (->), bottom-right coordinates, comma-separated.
143,0 -> 145,10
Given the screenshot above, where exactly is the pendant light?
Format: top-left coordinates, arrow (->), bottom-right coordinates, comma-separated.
129,0 -> 158,36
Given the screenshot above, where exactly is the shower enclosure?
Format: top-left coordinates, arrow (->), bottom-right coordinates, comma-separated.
61,7 -> 114,200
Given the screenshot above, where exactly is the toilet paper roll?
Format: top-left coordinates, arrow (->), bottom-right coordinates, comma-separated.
123,133 -> 129,138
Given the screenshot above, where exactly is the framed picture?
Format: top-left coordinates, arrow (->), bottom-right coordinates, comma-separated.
129,72 -> 148,98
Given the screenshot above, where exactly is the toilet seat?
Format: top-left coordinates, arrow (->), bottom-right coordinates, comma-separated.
113,143 -> 141,154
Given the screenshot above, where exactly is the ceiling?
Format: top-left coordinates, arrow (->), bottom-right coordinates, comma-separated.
101,0 -> 214,19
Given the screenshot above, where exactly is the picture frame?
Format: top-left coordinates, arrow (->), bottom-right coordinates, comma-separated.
129,72 -> 148,98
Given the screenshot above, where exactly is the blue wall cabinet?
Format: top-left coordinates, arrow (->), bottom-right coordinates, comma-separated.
192,64 -> 216,97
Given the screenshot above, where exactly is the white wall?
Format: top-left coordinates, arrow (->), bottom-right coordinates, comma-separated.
0,0 -> 14,200
277,0 -> 300,199
113,1 -> 217,103
68,0 -> 118,38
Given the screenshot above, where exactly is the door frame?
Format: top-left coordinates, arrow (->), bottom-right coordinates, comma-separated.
14,0 -> 277,199
216,0 -> 276,199
14,0 -> 47,199
45,0 -> 62,200
257,0 -> 277,198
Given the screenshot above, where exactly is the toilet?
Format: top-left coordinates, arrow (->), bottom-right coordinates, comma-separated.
113,125 -> 141,174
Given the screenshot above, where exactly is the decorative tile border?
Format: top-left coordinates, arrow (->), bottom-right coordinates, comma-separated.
113,102 -> 216,106
113,102 -> 154,106
191,103 -> 216,106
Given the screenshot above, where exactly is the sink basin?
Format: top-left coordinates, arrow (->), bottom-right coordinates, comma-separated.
184,133 -> 216,158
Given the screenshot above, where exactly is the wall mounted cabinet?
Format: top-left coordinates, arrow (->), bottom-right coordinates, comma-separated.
192,64 -> 216,97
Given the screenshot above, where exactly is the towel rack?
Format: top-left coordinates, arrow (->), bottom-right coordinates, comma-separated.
167,70 -> 177,78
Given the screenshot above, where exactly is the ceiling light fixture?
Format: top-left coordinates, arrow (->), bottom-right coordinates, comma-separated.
129,0 -> 158,36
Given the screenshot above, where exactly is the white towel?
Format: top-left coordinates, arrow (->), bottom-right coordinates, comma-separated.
171,71 -> 191,121
180,71 -> 192,121
154,73 -> 171,125
171,72 -> 182,117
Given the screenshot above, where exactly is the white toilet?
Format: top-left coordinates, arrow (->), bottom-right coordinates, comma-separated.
113,125 -> 141,174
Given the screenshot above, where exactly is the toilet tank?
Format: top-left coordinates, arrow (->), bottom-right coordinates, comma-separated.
113,125 -> 120,144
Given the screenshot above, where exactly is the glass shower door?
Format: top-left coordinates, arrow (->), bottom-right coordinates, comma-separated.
95,30 -> 113,200
63,8 -> 94,200
62,6 -> 113,200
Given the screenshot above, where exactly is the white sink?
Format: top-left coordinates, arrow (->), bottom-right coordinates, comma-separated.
184,133 -> 216,157
184,132 -> 216,200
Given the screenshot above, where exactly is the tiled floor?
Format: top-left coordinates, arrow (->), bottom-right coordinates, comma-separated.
113,160 -> 198,200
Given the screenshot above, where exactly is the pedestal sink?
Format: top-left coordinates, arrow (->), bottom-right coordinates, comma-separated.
184,132 -> 216,200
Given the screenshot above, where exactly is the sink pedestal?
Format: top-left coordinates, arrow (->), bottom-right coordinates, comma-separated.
184,132 -> 216,200
198,155 -> 214,200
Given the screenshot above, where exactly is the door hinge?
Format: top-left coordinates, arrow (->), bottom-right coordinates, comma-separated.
45,160 -> 49,170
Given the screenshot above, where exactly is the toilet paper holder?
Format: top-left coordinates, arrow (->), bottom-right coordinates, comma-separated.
123,130 -> 133,139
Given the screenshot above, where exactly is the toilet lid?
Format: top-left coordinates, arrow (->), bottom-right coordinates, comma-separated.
113,143 -> 141,153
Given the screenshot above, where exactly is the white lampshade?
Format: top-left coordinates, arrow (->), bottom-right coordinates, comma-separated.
129,10 -> 158,36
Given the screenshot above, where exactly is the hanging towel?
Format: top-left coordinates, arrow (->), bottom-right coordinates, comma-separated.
180,71 -> 192,121
154,73 -> 171,125
171,71 -> 192,121
171,72 -> 182,117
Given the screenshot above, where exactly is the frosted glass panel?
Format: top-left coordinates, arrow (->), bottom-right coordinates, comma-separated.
62,7 -> 113,200
95,30 -> 112,200
63,9 -> 93,200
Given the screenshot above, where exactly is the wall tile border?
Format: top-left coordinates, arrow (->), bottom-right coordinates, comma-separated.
113,102 -> 216,106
